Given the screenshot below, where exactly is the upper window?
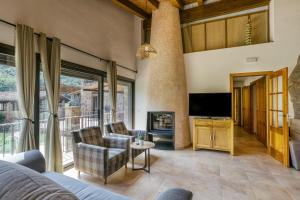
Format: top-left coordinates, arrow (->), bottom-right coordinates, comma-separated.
182,10 -> 269,53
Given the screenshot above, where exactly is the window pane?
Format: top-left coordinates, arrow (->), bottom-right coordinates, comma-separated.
40,73 -> 100,167
39,71 -> 49,156
60,75 -> 100,166
117,81 -> 132,129
278,76 -> 283,93
0,54 -> 21,158
103,80 -> 133,129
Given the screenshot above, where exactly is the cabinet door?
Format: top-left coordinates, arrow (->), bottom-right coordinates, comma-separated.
195,126 -> 212,148
213,127 -> 230,150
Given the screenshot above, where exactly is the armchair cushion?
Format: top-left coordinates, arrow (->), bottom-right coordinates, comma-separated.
108,133 -> 135,143
79,127 -> 103,146
110,122 -> 129,135
103,136 -> 130,150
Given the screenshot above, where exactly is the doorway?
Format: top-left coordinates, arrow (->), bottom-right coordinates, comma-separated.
232,75 -> 267,147
230,68 -> 289,167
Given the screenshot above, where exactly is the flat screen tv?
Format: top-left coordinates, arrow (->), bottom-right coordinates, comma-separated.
189,93 -> 232,117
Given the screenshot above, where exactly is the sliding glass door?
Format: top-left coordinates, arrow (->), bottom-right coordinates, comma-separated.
103,80 -> 133,129
0,53 -> 21,158
40,70 -> 102,166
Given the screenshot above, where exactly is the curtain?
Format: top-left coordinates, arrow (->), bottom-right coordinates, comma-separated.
15,24 -> 36,152
107,61 -> 117,122
39,33 -> 63,172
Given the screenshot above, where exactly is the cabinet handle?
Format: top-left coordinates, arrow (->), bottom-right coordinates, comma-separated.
213,132 -> 216,141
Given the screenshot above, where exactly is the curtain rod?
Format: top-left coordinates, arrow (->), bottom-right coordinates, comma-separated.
0,19 -> 138,73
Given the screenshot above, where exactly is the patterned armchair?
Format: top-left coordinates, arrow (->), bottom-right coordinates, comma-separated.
72,126 -> 130,184
105,121 -> 148,158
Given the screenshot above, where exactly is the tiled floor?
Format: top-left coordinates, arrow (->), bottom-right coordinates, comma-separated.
64,126 -> 300,200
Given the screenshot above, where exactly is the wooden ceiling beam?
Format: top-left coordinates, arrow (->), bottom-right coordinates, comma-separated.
112,0 -> 150,19
180,0 -> 270,24
148,0 -> 159,9
170,0 -> 184,9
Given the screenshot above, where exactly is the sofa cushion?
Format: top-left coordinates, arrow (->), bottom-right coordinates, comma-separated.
44,172 -> 132,200
0,160 -> 78,200
79,126 -> 103,146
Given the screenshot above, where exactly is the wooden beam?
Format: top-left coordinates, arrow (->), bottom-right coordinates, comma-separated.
170,0 -> 184,9
180,0 -> 270,24
112,0 -> 150,19
149,0 -> 159,9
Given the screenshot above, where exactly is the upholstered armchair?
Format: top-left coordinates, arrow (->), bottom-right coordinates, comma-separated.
72,126 -> 130,184
105,121 -> 148,158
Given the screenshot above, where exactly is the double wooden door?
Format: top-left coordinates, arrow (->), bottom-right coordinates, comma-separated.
268,68 -> 289,167
252,77 -> 267,146
242,86 -> 251,133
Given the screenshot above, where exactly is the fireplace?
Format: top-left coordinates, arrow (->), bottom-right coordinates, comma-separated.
147,111 -> 175,150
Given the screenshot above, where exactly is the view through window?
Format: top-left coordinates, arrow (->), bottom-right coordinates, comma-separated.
103,80 -> 132,129
39,73 -> 100,166
0,53 -> 21,158
0,50 -> 134,166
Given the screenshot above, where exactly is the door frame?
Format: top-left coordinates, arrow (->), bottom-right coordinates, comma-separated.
230,71 -> 272,156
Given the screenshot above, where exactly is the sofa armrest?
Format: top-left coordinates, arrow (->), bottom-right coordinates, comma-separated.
103,136 -> 130,150
156,188 -> 193,200
6,150 -> 46,173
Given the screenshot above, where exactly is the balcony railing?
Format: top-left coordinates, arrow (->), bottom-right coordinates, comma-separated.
0,112 -> 125,166
0,114 -> 99,164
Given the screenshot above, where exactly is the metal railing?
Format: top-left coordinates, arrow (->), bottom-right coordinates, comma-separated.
0,112 -> 126,165
0,114 -> 99,161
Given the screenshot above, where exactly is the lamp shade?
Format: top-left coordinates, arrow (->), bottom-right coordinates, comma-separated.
136,43 -> 157,59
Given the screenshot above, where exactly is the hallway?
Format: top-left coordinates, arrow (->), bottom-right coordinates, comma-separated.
65,126 -> 300,200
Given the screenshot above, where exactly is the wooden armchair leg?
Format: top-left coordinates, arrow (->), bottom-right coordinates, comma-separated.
104,177 -> 107,184
125,163 -> 128,169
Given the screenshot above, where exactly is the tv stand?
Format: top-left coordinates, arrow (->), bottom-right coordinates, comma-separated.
192,118 -> 234,155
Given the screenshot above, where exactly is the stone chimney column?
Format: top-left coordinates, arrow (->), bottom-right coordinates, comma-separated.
146,0 -> 191,148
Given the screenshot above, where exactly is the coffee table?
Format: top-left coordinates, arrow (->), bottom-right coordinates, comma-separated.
130,141 -> 155,173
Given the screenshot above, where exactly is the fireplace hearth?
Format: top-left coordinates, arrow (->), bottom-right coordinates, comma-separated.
147,111 -> 175,150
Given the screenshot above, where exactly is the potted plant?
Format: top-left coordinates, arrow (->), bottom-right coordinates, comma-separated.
138,133 -> 144,146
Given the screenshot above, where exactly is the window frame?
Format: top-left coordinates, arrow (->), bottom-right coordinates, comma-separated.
0,42 -> 135,158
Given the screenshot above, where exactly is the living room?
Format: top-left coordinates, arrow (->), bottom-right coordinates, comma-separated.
0,0 -> 300,200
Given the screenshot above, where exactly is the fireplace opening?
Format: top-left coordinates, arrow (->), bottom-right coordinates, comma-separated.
147,111 -> 175,150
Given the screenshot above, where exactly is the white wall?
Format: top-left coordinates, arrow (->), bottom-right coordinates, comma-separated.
0,0 -> 141,79
184,0 -> 300,118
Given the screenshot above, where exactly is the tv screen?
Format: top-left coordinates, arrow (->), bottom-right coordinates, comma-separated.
189,93 -> 232,117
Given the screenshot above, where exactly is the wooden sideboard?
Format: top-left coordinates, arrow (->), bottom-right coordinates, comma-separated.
192,118 -> 234,155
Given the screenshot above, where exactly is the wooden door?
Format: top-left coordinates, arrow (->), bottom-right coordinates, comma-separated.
233,88 -> 241,125
256,77 -> 267,146
242,86 -> 251,132
250,83 -> 257,135
268,68 -> 289,167
195,126 -> 212,148
213,127 -> 230,150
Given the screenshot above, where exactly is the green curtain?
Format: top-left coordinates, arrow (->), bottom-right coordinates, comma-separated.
39,33 -> 63,172
15,24 -> 36,152
107,61 -> 117,122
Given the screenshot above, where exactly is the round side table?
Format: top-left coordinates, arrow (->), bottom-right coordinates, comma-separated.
130,141 -> 155,173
